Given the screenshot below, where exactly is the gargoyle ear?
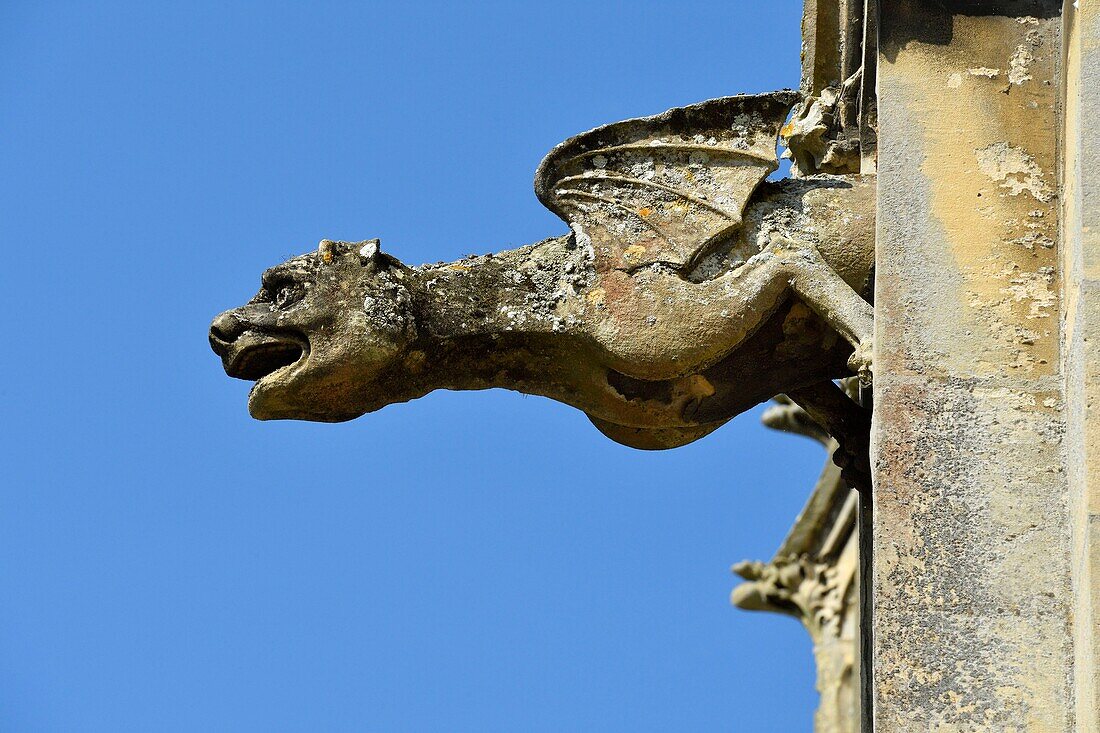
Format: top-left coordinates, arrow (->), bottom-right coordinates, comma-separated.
318,239 -> 345,264
317,238 -> 383,266
357,238 -> 382,266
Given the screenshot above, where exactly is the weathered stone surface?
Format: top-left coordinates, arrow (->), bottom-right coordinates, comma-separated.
1063,2 -> 1100,729
874,1 -> 1075,730
210,94 -> 877,448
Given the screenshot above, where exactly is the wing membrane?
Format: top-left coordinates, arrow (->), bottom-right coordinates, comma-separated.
534,92 -> 799,272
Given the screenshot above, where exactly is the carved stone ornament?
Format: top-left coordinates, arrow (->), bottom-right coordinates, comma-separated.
210,92 -> 875,448
733,401 -> 862,733
732,554 -> 845,641
784,76 -> 863,177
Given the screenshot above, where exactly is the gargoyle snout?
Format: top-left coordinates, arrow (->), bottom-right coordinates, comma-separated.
209,311 -> 244,356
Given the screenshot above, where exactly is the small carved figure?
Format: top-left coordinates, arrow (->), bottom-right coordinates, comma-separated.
210,92 -> 875,448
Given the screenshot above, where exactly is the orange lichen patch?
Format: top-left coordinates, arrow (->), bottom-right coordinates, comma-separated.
585,287 -> 606,307
638,207 -> 653,217
447,264 -> 470,272
623,244 -> 647,263
322,250 -> 334,263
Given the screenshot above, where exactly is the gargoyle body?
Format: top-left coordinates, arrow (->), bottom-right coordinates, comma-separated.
210,92 -> 875,449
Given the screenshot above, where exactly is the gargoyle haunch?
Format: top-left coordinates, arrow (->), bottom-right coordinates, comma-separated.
210,91 -> 875,449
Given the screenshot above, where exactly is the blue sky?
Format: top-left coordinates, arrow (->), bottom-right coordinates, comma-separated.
0,2 -> 827,730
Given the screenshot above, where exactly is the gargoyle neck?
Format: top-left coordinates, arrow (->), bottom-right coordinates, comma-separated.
384,234 -> 592,397
408,234 -> 585,341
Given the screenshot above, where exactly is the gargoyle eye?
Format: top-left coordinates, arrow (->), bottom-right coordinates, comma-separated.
272,282 -> 305,309
260,272 -> 306,309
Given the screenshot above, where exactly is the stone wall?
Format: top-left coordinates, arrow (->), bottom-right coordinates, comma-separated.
873,1 -> 1081,729
1062,2 -> 1100,729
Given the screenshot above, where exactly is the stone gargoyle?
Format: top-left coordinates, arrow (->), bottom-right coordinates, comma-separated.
210,91 -> 875,450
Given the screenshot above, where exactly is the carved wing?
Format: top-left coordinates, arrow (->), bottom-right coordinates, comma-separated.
534,91 -> 799,273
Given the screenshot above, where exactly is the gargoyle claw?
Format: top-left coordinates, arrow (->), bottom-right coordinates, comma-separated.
847,341 -> 873,385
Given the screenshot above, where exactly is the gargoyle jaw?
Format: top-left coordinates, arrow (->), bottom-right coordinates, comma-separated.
210,329 -> 308,383
229,336 -> 305,381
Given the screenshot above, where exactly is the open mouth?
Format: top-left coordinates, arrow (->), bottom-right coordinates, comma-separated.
226,334 -> 307,381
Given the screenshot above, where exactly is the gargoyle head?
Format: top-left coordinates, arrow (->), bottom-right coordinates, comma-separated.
209,239 -> 416,421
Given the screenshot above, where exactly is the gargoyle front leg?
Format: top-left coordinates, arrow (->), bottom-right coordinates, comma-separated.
770,236 -> 874,382
786,380 -> 872,492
